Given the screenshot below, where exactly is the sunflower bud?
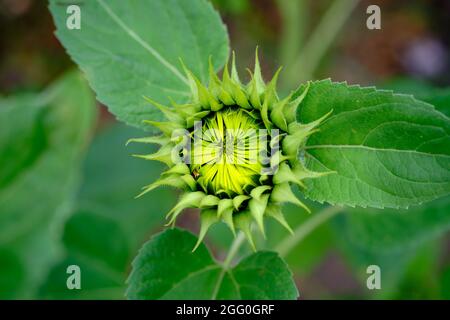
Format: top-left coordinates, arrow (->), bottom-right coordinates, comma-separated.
129,50 -> 332,250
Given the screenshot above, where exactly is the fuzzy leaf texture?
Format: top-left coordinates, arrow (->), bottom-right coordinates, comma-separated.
49,0 -> 229,131
126,229 -> 298,300
297,80 -> 450,209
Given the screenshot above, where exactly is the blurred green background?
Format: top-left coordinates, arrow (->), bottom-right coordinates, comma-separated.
0,0 -> 449,299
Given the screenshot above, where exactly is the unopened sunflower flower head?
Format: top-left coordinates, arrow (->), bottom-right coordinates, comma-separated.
128,50 -> 333,250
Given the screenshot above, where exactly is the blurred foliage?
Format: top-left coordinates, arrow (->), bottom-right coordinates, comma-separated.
0,71 -> 97,298
333,197 -> 450,298
212,0 -> 250,14
39,123 -> 176,299
0,0 -> 449,300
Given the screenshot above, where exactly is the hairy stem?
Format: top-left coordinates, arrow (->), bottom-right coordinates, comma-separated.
276,206 -> 343,258
291,0 -> 360,82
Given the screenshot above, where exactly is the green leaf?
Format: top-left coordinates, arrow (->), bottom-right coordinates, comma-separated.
0,71 -> 96,298
49,0 -> 229,131
297,79 -> 450,209
126,228 -> 298,300
39,124 -> 176,299
382,79 -> 450,117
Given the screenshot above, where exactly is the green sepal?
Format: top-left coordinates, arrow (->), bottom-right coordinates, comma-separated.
293,161 -> 336,180
217,199 -> 234,217
266,204 -> 293,234
199,194 -> 220,208
285,81 -> 310,123
180,174 -> 198,191
250,185 -> 272,200
170,99 -> 202,117
143,120 -> 183,137
126,135 -> 168,146
143,96 -> 184,124
273,162 -> 305,187
282,132 -> 306,157
283,110 -> 332,155
252,47 -> 266,95
259,174 -> 270,184
270,95 -> 291,132
222,208 -> 236,237
179,58 -> 199,102
288,109 -> 333,135
271,183 -> 310,213
137,172 -> 196,198
231,51 -> 241,84
233,211 -> 256,251
247,71 -> 262,109
269,133 -> 285,150
193,209 -> 219,251
262,67 -> 282,110
261,95 -> 273,130
269,150 -> 291,169
166,191 -> 206,224
193,76 -> 222,111
233,194 -> 250,210
249,194 -> 269,237
217,199 -> 236,236
208,58 -> 235,105
186,111 -> 211,128
136,175 -> 186,198
162,163 -> 191,176
132,144 -> 174,166
222,62 -> 251,109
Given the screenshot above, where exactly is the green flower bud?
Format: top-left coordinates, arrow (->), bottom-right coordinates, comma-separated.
129,50 -> 333,250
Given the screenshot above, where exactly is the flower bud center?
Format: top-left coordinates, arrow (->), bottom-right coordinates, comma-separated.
191,108 -> 265,196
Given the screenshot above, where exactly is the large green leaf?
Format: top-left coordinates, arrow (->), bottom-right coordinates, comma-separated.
297,79 -> 450,209
0,72 -> 96,298
49,0 -> 229,130
127,228 -> 298,300
39,124 -> 176,299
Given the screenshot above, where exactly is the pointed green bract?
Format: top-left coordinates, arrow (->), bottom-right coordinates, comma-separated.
130,51 -> 332,249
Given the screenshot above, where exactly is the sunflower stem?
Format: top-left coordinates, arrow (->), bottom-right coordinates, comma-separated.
222,232 -> 246,270
211,232 -> 247,300
275,205 -> 343,258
